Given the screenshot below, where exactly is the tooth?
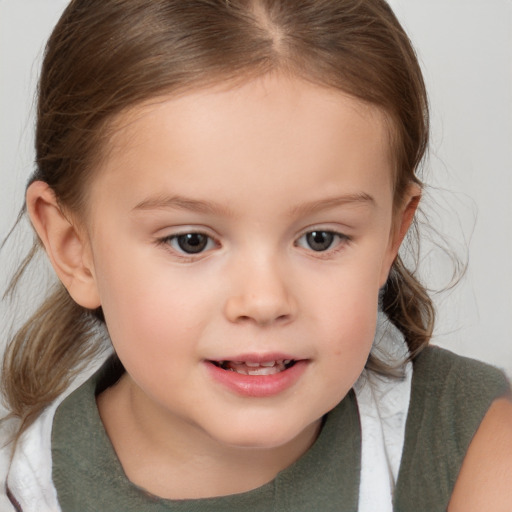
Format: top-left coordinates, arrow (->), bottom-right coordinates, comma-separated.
247,367 -> 280,376
260,361 -> 276,367
283,359 -> 292,365
245,362 -> 261,367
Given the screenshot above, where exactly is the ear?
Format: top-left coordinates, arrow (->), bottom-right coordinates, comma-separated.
26,181 -> 101,309
379,183 -> 421,286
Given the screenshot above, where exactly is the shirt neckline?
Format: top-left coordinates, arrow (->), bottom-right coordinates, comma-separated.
51,355 -> 361,511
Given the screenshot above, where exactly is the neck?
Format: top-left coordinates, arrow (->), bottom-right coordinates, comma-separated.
97,373 -> 321,499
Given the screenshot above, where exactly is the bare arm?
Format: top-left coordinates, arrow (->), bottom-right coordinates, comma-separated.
448,396 -> 512,511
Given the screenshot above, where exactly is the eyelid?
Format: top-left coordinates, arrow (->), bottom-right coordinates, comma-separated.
294,228 -> 351,254
156,228 -> 220,260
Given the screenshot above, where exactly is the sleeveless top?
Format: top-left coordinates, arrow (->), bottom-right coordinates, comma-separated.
50,346 -> 509,512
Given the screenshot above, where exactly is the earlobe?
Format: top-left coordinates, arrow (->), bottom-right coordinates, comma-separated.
26,181 -> 101,309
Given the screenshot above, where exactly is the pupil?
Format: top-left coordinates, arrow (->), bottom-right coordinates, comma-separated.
307,231 -> 334,251
177,233 -> 208,254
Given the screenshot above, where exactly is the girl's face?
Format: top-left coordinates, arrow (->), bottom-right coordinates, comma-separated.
81,75 -> 412,451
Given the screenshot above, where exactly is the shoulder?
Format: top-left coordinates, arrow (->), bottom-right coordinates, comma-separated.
448,395 -> 512,512
408,345 -> 509,441
410,346 -> 509,420
6,402 -> 61,512
394,346 -> 511,510
5,355 -> 112,512
412,345 -> 509,392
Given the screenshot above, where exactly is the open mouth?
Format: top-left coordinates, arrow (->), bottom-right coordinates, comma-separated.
210,359 -> 297,376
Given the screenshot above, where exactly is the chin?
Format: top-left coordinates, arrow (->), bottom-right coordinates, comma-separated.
210,417 -> 320,452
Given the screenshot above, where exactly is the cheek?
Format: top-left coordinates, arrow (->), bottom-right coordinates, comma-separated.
92,249 -> 227,380
312,256 -> 382,319
326,295 -> 378,362
91,246 -> 192,354
312,270 -> 380,376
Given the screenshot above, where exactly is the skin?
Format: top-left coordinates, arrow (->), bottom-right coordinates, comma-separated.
448,396 -> 512,511
26,74 -> 512,504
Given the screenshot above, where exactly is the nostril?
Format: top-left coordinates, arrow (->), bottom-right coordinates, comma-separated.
223,286 -> 296,325
237,313 -> 291,326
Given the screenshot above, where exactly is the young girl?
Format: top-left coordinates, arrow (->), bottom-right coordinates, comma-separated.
1,1 -> 511,511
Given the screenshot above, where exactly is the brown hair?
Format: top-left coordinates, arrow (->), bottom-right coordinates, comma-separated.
2,0 -> 433,435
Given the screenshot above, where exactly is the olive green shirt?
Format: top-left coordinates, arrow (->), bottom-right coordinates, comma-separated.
52,347 -> 509,511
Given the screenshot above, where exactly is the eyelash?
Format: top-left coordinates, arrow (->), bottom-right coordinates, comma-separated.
157,232 -> 218,260
157,229 -> 350,260
294,230 -> 351,256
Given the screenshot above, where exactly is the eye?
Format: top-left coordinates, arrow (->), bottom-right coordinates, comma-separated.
166,233 -> 215,254
296,230 -> 347,252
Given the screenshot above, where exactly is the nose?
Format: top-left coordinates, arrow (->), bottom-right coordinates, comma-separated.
223,255 -> 297,326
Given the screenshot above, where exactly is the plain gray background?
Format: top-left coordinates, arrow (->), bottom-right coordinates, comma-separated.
1,0 -> 511,381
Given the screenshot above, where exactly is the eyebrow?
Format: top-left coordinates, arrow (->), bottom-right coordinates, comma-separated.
132,194 -> 233,215
289,193 -> 375,217
132,192 -> 375,216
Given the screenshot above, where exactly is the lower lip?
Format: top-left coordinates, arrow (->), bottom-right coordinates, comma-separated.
205,360 -> 308,398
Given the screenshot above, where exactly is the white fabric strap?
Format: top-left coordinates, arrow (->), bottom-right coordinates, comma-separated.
354,313 -> 412,512
5,355 -> 109,512
7,400 -> 62,512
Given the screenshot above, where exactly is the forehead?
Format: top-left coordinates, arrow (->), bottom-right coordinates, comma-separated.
89,74 -> 394,216
109,73 -> 391,149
